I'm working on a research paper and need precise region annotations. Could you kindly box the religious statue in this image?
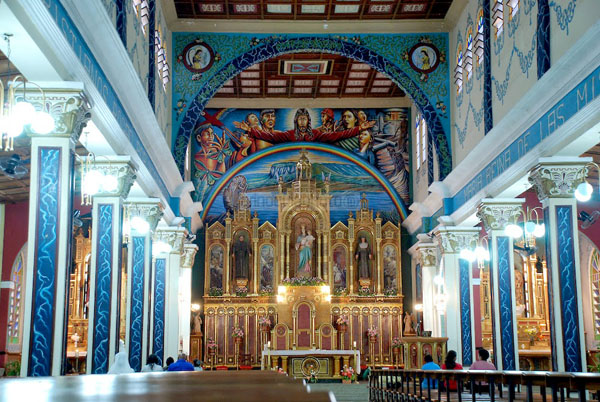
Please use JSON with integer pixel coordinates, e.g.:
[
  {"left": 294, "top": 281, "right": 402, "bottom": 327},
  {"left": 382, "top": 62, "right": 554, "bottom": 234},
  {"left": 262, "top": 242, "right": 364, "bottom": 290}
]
[
  {"left": 295, "top": 225, "right": 315, "bottom": 277},
  {"left": 192, "top": 312, "right": 203, "bottom": 335},
  {"left": 231, "top": 234, "right": 252, "bottom": 279},
  {"left": 403, "top": 312, "right": 415, "bottom": 336},
  {"left": 355, "top": 237, "right": 372, "bottom": 279}
]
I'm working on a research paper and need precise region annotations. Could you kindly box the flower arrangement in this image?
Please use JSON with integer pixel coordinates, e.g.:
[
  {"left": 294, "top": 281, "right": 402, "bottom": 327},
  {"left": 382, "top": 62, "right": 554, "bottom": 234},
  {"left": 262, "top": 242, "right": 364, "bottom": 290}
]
[
  {"left": 333, "top": 287, "right": 347, "bottom": 296},
  {"left": 392, "top": 337, "right": 402, "bottom": 348},
  {"left": 384, "top": 287, "right": 397, "bottom": 297},
  {"left": 235, "top": 286, "right": 248, "bottom": 297},
  {"left": 524, "top": 326, "right": 540, "bottom": 344},
  {"left": 258, "top": 316, "right": 271, "bottom": 327},
  {"left": 340, "top": 365, "right": 357, "bottom": 381},
  {"left": 358, "top": 287, "right": 374, "bottom": 296},
  {"left": 277, "top": 367, "right": 286, "bottom": 375},
  {"left": 336, "top": 315, "right": 349, "bottom": 326},
  {"left": 259, "top": 285, "right": 274, "bottom": 296},
  {"left": 208, "top": 287, "right": 223, "bottom": 297},
  {"left": 207, "top": 338, "right": 217, "bottom": 350},
  {"left": 367, "top": 327, "right": 378, "bottom": 337},
  {"left": 231, "top": 327, "right": 244, "bottom": 338},
  {"left": 281, "top": 277, "right": 327, "bottom": 287}
]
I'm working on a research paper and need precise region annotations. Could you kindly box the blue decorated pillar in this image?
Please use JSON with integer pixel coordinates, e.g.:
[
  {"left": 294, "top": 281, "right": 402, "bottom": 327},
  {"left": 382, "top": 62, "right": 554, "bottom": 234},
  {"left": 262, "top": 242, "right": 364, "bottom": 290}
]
[
  {"left": 477, "top": 199, "right": 524, "bottom": 371},
  {"left": 434, "top": 226, "right": 480, "bottom": 367},
  {"left": 152, "top": 227, "right": 187, "bottom": 363},
  {"left": 124, "top": 199, "right": 163, "bottom": 372},
  {"left": 20, "top": 86, "right": 90, "bottom": 377},
  {"left": 85, "top": 157, "right": 137, "bottom": 374},
  {"left": 529, "top": 158, "right": 589, "bottom": 372}
]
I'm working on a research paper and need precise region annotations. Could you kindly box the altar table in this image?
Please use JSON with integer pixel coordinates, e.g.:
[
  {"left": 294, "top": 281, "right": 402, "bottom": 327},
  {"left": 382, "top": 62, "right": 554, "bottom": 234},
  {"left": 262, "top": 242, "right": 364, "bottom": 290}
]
[{"left": 262, "top": 349, "right": 361, "bottom": 378}]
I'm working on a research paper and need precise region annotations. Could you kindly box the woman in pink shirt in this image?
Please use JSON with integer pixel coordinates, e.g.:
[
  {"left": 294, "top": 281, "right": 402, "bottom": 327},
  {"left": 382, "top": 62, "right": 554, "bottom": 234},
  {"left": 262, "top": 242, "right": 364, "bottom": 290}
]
[{"left": 469, "top": 348, "right": 496, "bottom": 394}]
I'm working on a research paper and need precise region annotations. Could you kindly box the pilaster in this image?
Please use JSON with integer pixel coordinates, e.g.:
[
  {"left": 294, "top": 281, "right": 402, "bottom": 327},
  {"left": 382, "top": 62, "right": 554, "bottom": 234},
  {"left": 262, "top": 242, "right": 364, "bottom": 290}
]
[
  {"left": 86, "top": 157, "right": 136, "bottom": 374},
  {"left": 529, "top": 157, "right": 590, "bottom": 372},
  {"left": 179, "top": 243, "right": 198, "bottom": 357},
  {"left": 21, "top": 86, "right": 90, "bottom": 376},
  {"left": 476, "top": 198, "right": 524, "bottom": 370},
  {"left": 415, "top": 238, "right": 438, "bottom": 336},
  {"left": 434, "top": 226, "right": 480, "bottom": 366}
]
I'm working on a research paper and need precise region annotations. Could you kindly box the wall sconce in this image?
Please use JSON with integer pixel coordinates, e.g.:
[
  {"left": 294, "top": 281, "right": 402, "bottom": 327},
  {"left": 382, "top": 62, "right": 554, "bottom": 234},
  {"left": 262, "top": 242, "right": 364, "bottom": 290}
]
[
  {"left": 80, "top": 154, "right": 120, "bottom": 205},
  {"left": 191, "top": 303, "right": 200, "bottom": 312},
  {"left": 152, "top": 240, "right": 171, "bottom": 256},
  {"left": 503, "top": 206, "right": 545, "bottom": 239},
  {"left": 575, "top": 162, "right": 600, "bottom": 202},
  {"left": 414, "top": 303, "right": 423, "bottom": 312}
]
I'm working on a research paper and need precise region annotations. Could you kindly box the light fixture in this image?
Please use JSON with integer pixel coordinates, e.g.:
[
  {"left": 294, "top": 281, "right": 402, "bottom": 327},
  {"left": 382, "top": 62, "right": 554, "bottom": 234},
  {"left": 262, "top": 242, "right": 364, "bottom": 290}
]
[
  {"left": 474, "top": 246, "right": 490, "bottom": 261},
  {"left": 130, "top": 216, "right": 150, "bottom": 234},
  {"left": 575, "top": 182, "right": 593, "bottom": 202},
  {"left": 459, "top": 248, "right": 476, "bottom": 262},
  {"left": 83, "top": 169, "right": 103, "bottom": 196},
  {"left": 414, "top": 303, "right": 423, "bottom": 312},
  {"left": 533, "top": 223, "right": 545, "bottom": 238},
  {"left": 433, "top": 275, "right": 444, "bottom": 286},
  {"left": 325, "top": 295, "right": 332, "bottom": 302},
  {"left": 191, "top": 303, "right": 200, "bottom": 312},
  {"left": 31, "top": 110, "right": 56, "bottom": 135},
  {"left": 504, "top": 223, "right": 523, "bottom": 239},
  {"left": 152, "top": 240, "right": 171, "bottom": 256},
  {"left": 524, "top": 221, "right": 536, "bottom": 235}
]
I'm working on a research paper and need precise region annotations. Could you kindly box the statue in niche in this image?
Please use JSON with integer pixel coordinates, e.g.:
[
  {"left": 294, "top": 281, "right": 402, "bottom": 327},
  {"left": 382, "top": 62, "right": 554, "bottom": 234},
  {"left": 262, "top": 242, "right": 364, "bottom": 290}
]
[
  {"left": 355, "top": 237, "right": 372, "bottom": 279},
  {"left": 191, "top": 312, "right": 203, "bottom": 335},
  {"left": 231, "top": 234, "right": 252, "bottom": 279},
  {"left": 404, "top": 312, "right": 416, "bottom": 336},
  {"left": 295, "top": 225, "right": 315, "bottom": 277}
]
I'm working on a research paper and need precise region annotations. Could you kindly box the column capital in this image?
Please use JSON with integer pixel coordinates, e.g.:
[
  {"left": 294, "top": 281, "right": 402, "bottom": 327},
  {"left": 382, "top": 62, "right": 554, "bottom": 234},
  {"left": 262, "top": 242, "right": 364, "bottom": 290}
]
[
  {"left": 125, "top": 198, "right": 163, "bottom": 233},
  {"left": 433, "top": 226, "right": 480, "bottom": 255},
  {"left": 87, "top": 156, "right": 137, "bottom": 199},
  {"left": 181, "top": 243, "right": 199, "bottom": 269},
  {"left": 415, "top": 240, "right": 438, "bottom": 268},
  {"left": 24, "top": 84, "right": 91, "bottom": 143},
  {"left": 476, "top": 198, "right": 524, "bottom": 233},
  {"left": 154, "top": 227, "right": 187, "bottom": 254},
  {"left": 528, "top": 157, "right": 593, "bottom": 201}
]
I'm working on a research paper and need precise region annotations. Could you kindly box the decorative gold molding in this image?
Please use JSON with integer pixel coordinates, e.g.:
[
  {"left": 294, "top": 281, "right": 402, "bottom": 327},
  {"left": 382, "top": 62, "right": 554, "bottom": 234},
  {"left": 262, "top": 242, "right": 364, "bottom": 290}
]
[{"left": 434, "top": 227, "right": 480, "bottom": 255}]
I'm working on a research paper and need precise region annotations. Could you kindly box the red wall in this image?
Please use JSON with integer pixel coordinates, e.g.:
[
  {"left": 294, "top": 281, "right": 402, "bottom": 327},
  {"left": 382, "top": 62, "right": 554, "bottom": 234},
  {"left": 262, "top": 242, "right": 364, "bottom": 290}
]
[{"left": 0, "top": 201, "right": 29, "bottom": 367}]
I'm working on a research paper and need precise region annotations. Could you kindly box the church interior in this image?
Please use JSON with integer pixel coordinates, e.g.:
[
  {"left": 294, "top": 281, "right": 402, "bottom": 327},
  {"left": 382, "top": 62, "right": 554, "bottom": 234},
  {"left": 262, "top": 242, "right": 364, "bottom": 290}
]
[{"left": 0, "top": 0, "right": 599, "bottom": 401}]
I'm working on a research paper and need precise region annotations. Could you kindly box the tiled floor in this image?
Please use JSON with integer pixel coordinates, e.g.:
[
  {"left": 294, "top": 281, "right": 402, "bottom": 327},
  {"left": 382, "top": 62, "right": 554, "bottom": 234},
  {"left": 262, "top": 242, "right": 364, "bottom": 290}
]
[{"left": 308, "top": 382, "right": 369, "bottom": 402}]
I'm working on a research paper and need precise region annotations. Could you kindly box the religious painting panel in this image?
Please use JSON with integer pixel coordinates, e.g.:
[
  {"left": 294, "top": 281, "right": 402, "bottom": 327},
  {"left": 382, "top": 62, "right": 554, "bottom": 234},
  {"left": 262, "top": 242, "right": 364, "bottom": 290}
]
[
  {"left": 248, "top": 312, "right": 256, "bottom": 363},
  {"left": 422, "top": 343, "right": 433, "bottom": 359},
  {"left": 355, "top": 231, "right": 374, "bottom": 285},
  {"left": 381, "top": 313, "right": 390, "bottom": 356},
  {"left": 361, "top": 310, "right": 370, "bottom": 359},
  {"left": 319, "top": 324, "right": 334, "bottom": 350},
  {"left": 372, "top": 313, "right": 380, "bottom": 356},
  {"left": 513, "top": 251, "right": 526, "bottom": 317},
  {"left": 190, "top": 108, "right": 411, "bottom": 208},
  {"left": 227, "top": 313, "right": 235, "bottom": 363},
  {"left": 260, "top": 244, "right": 275, "bottom": 292},
  {"left": 333, "top": 245, "right": 347, "bottom": 291},
  {"left": 209, "top": 245, "right": 224, "bottom": 291},
  {"left": 232, "top": 229, "right": 251, "bottom": 285},
  {"left": 383, "top": 245, "right": 398, "bottom": 293}
]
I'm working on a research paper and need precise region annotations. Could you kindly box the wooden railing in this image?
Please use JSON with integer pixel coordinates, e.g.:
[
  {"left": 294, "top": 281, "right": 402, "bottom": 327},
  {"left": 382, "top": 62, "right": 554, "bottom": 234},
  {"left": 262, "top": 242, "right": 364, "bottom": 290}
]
[{"left": 368, "top": 369, "right": 600, "bottom": 402}]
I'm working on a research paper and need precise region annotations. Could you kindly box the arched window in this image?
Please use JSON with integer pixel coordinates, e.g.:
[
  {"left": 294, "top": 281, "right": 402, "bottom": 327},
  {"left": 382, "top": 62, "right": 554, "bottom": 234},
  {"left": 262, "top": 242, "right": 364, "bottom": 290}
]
[
  {"left": 454, "top": 44, "right": 463, "bottom": 94},
  {"left": 415, "top": 112, "right": 427, "bottom": 170},
  {"left": 591, "top": 250, "right": 600, "bottom": 340},
  {"left": 154, "top": 28, "right": 170, "bottom": 92},
  {"left": 475, "top": 9, "right": 485, "bottom": 66},
  {"left": 132, "top": 0, "right": 149, "bottom": 35},
  {"left": 492, "top": 0, "right": 504, "bottom": 38},
  {"left": 6, "top": 245, "right": 26, "bottom": 352},
  {"left": 507, "top": 0, "right": 519, "bottom": 19},
  {"left": 465, "top": 27, "right": 474, "bottom": 81}
]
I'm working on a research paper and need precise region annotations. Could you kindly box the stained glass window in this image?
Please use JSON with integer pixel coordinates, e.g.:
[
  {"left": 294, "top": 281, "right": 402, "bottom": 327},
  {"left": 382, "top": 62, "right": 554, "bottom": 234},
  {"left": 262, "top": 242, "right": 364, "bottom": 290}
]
[
  {"left": 475, "top": 9, "right": 485, "bottom": 66},
  {"left": 492, "top": 0, "right": 504, "bottom": 38},
  {"left": 591, "top": 250, "right": 600, "bottom": 340},
  {"left": 507, "top": 0, "right": 519, "bottom": 19},
  {"left": 454, "top": 45, "right": 463, "bottom": 94},
  {"left": 415, "top": 112, "right": 427, "bottom": 170},
  {"left": 465, "top": 27, "right": 474, "bottom": 80},
  {"left": 154, "top": 28, "right": 170, "bottom": 92},
  {"left": 132, "top": 0, "right": 149, "bottom": 35}
]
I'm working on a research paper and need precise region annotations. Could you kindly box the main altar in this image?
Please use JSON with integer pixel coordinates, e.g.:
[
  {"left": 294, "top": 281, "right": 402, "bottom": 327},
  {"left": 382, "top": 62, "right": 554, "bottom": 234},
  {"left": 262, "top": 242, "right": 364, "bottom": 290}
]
[{"left": 200, "top": 152, "right": 410, "bottom": 376}]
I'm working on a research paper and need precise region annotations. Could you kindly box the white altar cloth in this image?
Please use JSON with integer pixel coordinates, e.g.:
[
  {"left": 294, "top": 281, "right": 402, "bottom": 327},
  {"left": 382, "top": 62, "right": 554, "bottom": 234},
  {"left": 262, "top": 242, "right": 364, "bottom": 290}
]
[{"left": 261, "top": 349, "right": 361, "bottom": 373}]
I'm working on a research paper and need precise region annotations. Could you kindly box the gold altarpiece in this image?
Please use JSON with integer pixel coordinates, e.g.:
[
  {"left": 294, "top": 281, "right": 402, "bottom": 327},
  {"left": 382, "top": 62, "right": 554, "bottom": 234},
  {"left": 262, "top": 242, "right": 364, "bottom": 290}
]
[{"left": 202, "top": 152, "right": 405, "bottom": 373}]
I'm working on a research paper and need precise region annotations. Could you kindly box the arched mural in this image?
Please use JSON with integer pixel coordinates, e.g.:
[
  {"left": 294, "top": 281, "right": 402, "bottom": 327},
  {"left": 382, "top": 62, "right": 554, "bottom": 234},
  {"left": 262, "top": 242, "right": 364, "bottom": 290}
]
[{"left": 172, "top": 33, "right": 452, "bottom": 184}]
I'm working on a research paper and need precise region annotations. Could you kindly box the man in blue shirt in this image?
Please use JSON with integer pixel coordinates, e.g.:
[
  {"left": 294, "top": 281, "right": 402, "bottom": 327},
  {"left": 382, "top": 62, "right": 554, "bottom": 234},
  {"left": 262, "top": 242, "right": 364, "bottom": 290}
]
[
  {"left": 167, "top": 353, "right": 195, "bottom": 372},
  {"left": 421, "top": 354, "right": 441, "bottom": 389}
]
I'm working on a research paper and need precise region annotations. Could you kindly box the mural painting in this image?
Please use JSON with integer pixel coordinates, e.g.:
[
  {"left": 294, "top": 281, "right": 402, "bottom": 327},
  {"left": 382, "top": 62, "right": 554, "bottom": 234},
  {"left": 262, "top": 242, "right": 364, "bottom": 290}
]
[
  {"left": 209, "top": 245, "right": 224, "bottom": 289},
  {"left": 191, "top": 107, "right": 411, "bottom": 208}
]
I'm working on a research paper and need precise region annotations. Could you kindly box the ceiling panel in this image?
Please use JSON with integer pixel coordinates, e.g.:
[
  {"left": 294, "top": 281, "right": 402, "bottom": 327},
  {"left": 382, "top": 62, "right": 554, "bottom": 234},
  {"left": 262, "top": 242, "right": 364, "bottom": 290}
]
[
  {"left": 173, "top": 0, "right": 453, "bottom": 20},
  {"left": 213, "top": 52, "right": 406, "bottom": 99}
]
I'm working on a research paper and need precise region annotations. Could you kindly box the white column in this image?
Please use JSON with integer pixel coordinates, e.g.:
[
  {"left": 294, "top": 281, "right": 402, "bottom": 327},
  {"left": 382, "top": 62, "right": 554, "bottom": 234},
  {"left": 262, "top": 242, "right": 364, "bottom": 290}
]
[
  {"left": 477, "top": 199, "right": 523, "bottom": 371},
  {"left": 124, "top": 199, "right": 163, "bottom": 372},
  {"left": 415, "top": 238, "right": 438, "bottom": 336},
  {"left": 434, "top": 226, "right": 480, "bottom": 366},
  {"left": 86, "top": 157, "right": 136, "bottom": 374},
  {"left": 20, "top": 86, "right": 90, "bottom": 377},
  {"left": 180, "top": 243, "right": 198, "bottom": 356},
  {"left": 529, "top": 158, "right": 590, "bottom": 372}
]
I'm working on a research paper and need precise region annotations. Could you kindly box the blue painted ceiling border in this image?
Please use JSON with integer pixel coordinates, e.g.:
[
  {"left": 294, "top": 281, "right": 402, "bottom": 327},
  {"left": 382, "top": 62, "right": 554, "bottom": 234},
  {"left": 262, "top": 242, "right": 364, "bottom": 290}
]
[{"left": 46, "top": 0, "right": 170, "bottom": 200}]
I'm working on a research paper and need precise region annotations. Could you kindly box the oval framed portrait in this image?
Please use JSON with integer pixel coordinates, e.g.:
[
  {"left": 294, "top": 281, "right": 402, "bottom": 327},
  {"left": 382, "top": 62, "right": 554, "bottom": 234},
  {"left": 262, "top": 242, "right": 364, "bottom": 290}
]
[
  {"left": 407, "top": 43, "right": 440, "bottom": 74},
  {"left": 182, "top": 41, "right": 215, "bottom": 73}
]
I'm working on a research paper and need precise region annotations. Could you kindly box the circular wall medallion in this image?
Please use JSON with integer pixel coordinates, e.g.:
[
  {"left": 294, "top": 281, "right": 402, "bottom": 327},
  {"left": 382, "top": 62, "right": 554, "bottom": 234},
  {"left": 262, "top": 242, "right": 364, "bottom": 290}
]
[
  {"left": 182, "top": 41, "right": 215, "bottom": 73},
  {"left": 407, "top": 43, "right": 440, "bottom": 74},
  {"left": 301, "top": 357, "right": 320, "bottom": 376}
]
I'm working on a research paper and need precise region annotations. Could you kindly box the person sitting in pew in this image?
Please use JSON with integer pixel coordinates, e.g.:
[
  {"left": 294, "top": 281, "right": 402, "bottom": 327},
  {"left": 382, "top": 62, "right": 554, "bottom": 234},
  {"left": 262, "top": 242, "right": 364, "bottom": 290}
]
[
  {"left": 421, "top": 354, "right": 441, "bottom": 389},
  {"left": 441, "top": 350, "right": 463, "bottom": 392},
  {"left": 469, "top": 348, "right": 496, "bottom": 393}
]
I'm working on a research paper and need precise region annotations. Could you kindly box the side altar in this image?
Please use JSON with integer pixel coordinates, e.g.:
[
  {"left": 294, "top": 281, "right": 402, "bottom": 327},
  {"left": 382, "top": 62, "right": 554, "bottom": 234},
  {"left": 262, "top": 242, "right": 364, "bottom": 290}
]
[{"left": 200, "top": 152, "right": 407, "bottom": 372}]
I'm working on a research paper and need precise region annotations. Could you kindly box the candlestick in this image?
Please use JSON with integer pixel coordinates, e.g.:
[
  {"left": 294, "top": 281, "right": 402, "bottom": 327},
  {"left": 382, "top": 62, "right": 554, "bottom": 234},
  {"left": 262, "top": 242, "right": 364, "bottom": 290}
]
[
  {"left": 267, "top": 341, "right": 271, "bottom": 348},
  {"left": 353, "top": 341, "right": 356, "bottom": 349}
]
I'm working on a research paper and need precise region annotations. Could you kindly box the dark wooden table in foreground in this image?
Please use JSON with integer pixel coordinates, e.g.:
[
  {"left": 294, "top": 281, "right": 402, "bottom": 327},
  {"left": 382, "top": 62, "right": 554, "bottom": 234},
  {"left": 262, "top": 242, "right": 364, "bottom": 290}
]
[{"left": 0, "top": 371, "right": 334, "bottom": 401}]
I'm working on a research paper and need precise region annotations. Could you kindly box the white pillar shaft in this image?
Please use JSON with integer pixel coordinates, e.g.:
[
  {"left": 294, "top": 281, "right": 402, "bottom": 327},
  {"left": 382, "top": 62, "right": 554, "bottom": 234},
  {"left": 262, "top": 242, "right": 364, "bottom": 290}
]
[
  {"left": 179, "top": 262, "right": 191, "bottom": 355},
  {"left": 421, "top": 265, "right": 436, "bottom": 333},
  {"left": 165, "top": 253, "right": 181, "bottom": 360},
  {"left": 442, "top": 253, "right": 462, "bottom": 359}
]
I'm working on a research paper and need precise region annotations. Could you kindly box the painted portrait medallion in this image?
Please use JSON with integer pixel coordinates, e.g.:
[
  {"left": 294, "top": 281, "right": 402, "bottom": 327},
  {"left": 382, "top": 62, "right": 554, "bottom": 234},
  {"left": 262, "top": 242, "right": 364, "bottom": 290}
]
[
  {"left": 407, "top": 43, "right": 440, "bottom": 74},
  {"left": 182, "top": 41, "right": 215, "bottom": 73}
]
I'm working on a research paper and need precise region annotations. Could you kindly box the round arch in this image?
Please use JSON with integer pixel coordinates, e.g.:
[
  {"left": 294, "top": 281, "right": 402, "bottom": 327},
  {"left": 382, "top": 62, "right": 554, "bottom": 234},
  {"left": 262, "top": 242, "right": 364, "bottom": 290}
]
[
  {"left": 174, "top": 36, "right": 452, "bottom": 179},
  {"left": 200, "top": 142, "right": 410, "bottom": 221}
]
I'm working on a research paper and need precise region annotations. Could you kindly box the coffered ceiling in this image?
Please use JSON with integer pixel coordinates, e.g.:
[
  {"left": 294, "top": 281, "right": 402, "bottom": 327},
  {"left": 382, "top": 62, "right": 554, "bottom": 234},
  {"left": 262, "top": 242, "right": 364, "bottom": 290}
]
[
  {"left": 172, "top": 0, "right": 453, "bottom": 20},
  {"left": 213, "top": 53, "right": 405, "bottom": 99}
]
